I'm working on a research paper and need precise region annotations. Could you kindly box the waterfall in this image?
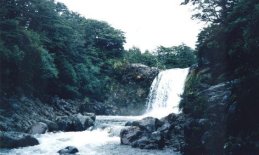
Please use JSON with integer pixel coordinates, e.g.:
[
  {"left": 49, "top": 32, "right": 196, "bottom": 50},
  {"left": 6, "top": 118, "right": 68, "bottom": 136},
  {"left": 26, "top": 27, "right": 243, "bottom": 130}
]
[{"left": 145, "top": 68, "right": 189, "bottom": 118}]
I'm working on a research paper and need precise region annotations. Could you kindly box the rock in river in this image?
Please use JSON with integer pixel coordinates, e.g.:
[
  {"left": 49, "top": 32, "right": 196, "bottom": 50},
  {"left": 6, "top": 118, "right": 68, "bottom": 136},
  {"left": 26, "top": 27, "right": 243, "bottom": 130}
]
[
  {"left": 58, "top": 146, "right": 79, "bottom": 155},
  {"left": 0, "top": 131, "right": 39, "bottom": 148},
  {"left": 56, "top": 113, "right": 95, "bottom": 132},
  {"left": 28, "top": 122, "right": 48, "bottom": 134}
]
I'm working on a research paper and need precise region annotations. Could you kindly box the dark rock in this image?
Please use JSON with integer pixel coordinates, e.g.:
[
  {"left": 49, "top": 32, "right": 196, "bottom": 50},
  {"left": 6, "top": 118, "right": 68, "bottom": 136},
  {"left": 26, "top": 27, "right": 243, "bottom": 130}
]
[
  {"left": 56, "top": 113, "right": 94, "bottom": 132},
  {"left": 120, "top": 116, "right": 168, "bottom": 150},
  {"left": 43, "top": 120, "right": 59, "bottom": 132},
  {"left": 75, "top": 113, "right": 94, "bottom": 129},
  {"left": 160, "top": 113, "right": 177, "bottom": 124},
  {"left": 28, "top": 122, "right": 48, "bottom": 134},
  {"left": 120, "top": 126, "right": 143, "bottom": 145},
  {"left": 81, "top": 102, "right": 116, "bottom": 115},
  {"left": 58, "top": 146, "right": 79, "bottom": 155},
  {"left": 131, "top": 117, "right": 163, "bottom": 132},
  {"left": 102, "top": 63, "right": 159, "bottom": 115},
  {"left": 182, "top": 81, "right": 232, "bottom": 154},
  {"left": 131, "top": 131, "right": 165, "bottom": 149},
  {"left": 0, "top": 131, "right": 39, "bottom": 148},
  {"left": 122, "top": 63, "right": 159, "bottom": 83}
]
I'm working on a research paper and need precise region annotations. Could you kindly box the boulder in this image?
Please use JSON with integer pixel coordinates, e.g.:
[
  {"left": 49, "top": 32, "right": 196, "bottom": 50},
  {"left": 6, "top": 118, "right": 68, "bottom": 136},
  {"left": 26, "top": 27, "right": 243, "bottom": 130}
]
[
  {"left": 43, "top": 120, "right": 59, "bottom": 132},
  {"left": 28, "top": 122, "right": 48, "bottom": 134},
  {"left": 56, "top": 113, "right": 94, "bottom": 132},
  {"left": 58, "top": 146, "right": 79, "bottom": 155},
  {"left": 120, "top": 126, "right": 143, "bottom": 145},
  {"left": 0, "top": 132, "right": 39, "bottom": 148},
  {"left": 120, "top": 114, "right": 186, "bottom": 150},
  {"left": 131, "top": 131, "right": 165, "bottom": 149},
  {"left": 120, "top": 117, "right": 166, "bottom": 150},
  {"left": 131, "top": 117, "right": 163, "bottom": 132}
]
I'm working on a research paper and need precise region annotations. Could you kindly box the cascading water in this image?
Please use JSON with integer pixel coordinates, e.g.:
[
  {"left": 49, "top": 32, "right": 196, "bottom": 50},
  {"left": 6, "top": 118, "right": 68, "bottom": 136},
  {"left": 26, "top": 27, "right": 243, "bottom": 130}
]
[
  {"left": 0, "top": 68, "right": 188, "bottom": 155},
  {"left": 145, "top": 68, "right": 189, "bottom": 118}
]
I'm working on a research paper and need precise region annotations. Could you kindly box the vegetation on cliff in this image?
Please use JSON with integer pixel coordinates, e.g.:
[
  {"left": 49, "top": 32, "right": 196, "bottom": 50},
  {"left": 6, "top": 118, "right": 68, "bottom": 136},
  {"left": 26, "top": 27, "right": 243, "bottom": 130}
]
[
  {"left": 181, "top": 0, "right": 259, "bottom": 154},
  {"left": 0, "top": 0, "right": 196, "bottom": 107}
]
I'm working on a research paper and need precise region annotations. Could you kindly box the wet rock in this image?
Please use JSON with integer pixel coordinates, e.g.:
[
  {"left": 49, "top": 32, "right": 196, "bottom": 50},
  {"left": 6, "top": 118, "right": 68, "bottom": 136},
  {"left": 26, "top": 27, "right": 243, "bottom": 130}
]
[
  {"left": 28, "top": 122, "right": 48, "bottom": 134},
  {"left": 131, "top": 117, "right": 163, "bottom": 132},
  {"left": 43, "top": 120, "right": 59, "bottom": 132},
  {"left": 0, "top": 131, "right": 39, "bottom": 148},
  {"left": 120, "top": 114, "right": 185, "bottom": 151},
  {"left": 56, "top": 113, "right": 94, "bottom": 132},
  {"left": 131, "top": 131, "right": 165, "bottom": 149},
  {"left": 58, "top": 146, "right": 79, "bottom": 155},
  {"left": 120, "top": 117, "right": 167, "bottom": 150},
  {"left": 120, "top": 126, "right": 142, "bottom": 145}
]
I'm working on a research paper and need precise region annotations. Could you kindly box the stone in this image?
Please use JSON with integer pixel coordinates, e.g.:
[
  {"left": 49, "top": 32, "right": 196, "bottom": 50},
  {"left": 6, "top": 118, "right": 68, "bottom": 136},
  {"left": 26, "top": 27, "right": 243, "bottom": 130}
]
[
  {"left": 28, "top": 122, "right": 48, "bottom": 134},
  {"left": 55, "top": 113, "right": 94, "bottom": 132},
  {"left": 58, "top": 146, "right": 79, "bottom": 154},
  {"left": 0, "top": 132, "right": 39, "bottom": 148},
  {"left": 131, "top": 117, "right": 163, "bottom": 132},
  {"left": 120, "top": 126, "right": 143, "bottom": 145},
  {"left": 131, "top": 131, "right": 165, "bottom": 149}
]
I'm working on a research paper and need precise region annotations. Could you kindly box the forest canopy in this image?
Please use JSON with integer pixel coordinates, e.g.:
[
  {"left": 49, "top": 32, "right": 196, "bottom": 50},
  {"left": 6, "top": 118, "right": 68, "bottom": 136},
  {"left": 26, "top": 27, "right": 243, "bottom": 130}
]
[{"left": 0, "top": 0, "right": 196, "bottom": 100}]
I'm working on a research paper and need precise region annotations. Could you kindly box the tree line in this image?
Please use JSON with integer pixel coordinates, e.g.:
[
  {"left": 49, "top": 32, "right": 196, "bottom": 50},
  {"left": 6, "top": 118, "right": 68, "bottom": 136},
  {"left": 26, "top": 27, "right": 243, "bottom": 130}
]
[{"left": 0, "top": 0, "right": 195, "bottom": 101}]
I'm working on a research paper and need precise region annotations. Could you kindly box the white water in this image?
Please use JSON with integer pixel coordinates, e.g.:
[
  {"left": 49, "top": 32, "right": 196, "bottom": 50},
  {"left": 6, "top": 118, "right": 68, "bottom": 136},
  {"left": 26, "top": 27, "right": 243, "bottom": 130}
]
[
  {"left": 0, "top": 68, "right": 188, "bottom": 155},
  {"left": 0, "top": 116, "right": 179, "bottom": 155},
  {"left": 144, "top": 68, "right": 189, "bottom": 118}
]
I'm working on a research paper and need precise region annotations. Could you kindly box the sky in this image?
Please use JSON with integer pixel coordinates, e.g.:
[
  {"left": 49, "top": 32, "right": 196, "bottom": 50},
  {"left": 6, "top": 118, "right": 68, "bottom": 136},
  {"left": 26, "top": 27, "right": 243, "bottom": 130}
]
[{"left": 56, "top": 0, "right": 204, "bottom": 51}]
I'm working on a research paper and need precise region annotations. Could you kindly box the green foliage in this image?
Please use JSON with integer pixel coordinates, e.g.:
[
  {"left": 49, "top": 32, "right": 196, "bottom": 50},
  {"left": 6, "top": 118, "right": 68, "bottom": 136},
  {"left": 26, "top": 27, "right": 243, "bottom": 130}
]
[
  {"left": 0, "top": 0, "right": 125, "bottom": 100},
  {"left": 124, "top": 44, "right": 196, "bottom": 69},
  {"left": 155, "top": 44, "right": 196, "bottom": 69},
  {"left": 182, "top": 0, "right": 238, "bottom": 23}
]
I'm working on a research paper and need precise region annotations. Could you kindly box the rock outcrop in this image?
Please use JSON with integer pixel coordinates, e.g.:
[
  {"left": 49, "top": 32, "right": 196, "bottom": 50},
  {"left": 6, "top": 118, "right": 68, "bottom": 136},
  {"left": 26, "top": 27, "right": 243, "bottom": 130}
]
[
  {"left": 0, "top": 96, "right": 95, "bottom": 132},
  {"left": 104, "top": 63, "right": 159, "bottom": 115},
  {"left": 183, "top": 81, "right": 232, "bottom": 154}
]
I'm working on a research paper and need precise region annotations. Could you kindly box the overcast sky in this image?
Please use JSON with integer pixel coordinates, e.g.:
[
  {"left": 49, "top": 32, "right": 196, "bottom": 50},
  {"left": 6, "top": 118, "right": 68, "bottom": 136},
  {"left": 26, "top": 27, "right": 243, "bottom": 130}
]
[{"left": 56, "top": 0, "right": 204, "bottom": 51}]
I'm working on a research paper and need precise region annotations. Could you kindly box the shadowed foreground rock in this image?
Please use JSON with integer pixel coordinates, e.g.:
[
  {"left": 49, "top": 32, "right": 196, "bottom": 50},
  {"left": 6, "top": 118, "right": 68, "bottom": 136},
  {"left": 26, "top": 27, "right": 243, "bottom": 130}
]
[{"left": 0, "top": 132, "right": 39, "bottom": 148}]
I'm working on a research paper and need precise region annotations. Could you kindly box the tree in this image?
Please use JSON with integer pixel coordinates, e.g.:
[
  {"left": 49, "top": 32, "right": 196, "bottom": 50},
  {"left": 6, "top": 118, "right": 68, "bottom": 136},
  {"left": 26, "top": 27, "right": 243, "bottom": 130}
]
[{"left": 182, "top": 0, "right": 238, "bottom": 23}]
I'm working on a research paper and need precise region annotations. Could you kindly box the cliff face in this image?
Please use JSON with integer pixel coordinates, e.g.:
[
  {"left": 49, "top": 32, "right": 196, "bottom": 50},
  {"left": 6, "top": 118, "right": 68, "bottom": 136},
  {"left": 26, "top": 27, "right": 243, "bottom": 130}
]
[
  {"left": 180, "top": 66, "right": 232, "bottom": 154},
  {"left": 103, "top": 63, "right": 159, "bottom": 115},
  {"left": 0, "top": 63, "right": 159, "bottom": 132}
]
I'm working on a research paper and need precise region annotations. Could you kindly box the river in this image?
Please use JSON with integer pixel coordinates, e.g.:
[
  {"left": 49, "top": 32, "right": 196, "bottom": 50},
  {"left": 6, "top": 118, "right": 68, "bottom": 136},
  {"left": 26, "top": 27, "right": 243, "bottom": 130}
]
[
  {"left": 1, "top": 116, "right": 180, "bottom": 155},
  {"left": 0, "top": 68, "right": 189, "bottom": 155}
]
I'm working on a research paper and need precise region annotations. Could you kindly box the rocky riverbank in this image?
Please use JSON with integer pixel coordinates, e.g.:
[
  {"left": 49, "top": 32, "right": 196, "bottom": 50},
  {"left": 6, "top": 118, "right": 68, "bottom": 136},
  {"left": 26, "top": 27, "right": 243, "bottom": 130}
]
[
  {"left": 120, "top": 113, "right": 185, "bottom": 151},
  {"left": 0, "top": 96, "right": 96, "bottom": 149}
]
